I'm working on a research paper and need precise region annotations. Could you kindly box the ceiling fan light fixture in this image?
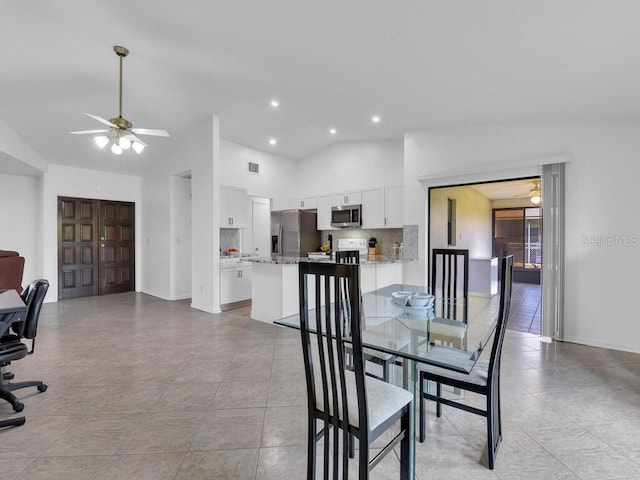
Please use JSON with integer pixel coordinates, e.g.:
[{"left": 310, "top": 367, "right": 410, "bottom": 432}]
[
  {"left": 119, "top": 136, "right": 132, "bottom": 150},
  {"left": 72, "top": 45, "right": 169, "bottom": 155},
  {"left": 94, "top": 135, "right": 110, "bottom": 149},
  {"left": 132, "top": 141, "right": 145, "bottom": 154}
]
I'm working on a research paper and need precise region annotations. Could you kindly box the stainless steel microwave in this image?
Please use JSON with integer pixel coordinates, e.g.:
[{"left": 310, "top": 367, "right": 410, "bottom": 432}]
[{"left": 331, "top": 204, "right": 362, "bottom": 228}]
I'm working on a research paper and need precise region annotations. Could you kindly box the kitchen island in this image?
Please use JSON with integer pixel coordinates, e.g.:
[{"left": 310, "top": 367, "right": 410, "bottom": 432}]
[{"left": 248, "top": 256, "right": 402, "bottom": 324}]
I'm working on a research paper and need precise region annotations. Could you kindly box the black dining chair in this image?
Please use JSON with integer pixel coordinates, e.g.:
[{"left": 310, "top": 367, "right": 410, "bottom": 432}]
[
  {"left": 0, "top": 279, "right": 49, "bottom": 413},
  {"left": 335, "top": 250, "right": 397, "bottom": 383},
  {"left": 418, "top": 255, "right": 513, "bottom": 470},
  {"left": 299, "top": 261, "right": 412, "bottom": 479},
  {"left": 429, "top": 248, "right": 469, "bottom": 348}
]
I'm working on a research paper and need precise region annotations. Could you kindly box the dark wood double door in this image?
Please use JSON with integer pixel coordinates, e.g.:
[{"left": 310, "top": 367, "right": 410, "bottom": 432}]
[{"left": 58, "top": 197, "right": 135, "bottom": 299}]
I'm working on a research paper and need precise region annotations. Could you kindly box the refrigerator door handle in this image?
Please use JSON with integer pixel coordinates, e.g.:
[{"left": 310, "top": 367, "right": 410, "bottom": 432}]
[{"left": 279, "top": 225, "right": 283, "bottom": 256}]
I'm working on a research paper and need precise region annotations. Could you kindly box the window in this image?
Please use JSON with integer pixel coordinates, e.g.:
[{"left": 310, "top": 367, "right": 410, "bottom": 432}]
[
  {"left": 447, "top": 198, "right": 456, "bottom": 246},
  {"left": 493, "top": 207, "right": 542, "bottom": 269}
]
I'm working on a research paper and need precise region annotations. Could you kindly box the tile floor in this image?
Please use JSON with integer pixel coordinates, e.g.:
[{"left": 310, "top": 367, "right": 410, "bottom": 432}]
[
  {"left": 1, "top": 292, "right": 639, "bottom": 479},
  {"left": 506, "top": 283, "right": 542, "bottom": 335}
]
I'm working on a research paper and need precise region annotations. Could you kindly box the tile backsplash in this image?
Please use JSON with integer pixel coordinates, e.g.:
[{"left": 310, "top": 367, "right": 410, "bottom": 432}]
[
  {"left": 320, "top": 228, "right": 403, "bottom": 258},
  {"left": 220, "top": 228, "right": 240, "bottom": 253}
]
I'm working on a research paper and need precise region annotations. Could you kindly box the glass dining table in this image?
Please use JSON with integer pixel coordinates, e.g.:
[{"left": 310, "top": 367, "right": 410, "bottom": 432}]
[{"left": 276, "top": 283, "right": 498, "bottom": 480}]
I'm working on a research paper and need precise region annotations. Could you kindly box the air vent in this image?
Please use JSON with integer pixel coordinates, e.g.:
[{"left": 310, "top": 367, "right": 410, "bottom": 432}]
[{"left": 248, "top": 162, "right": 260, "bottom": 174}]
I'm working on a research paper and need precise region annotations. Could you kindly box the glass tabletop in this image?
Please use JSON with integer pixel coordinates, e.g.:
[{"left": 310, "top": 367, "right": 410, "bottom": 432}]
[{"left": 276, "top": 283, "right": 497, "bottom": 374}]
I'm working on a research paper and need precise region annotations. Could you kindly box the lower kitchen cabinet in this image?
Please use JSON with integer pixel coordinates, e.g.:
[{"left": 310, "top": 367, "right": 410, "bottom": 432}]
[{"left": 220, "top": 259, "right": 252, "bottom": 304}]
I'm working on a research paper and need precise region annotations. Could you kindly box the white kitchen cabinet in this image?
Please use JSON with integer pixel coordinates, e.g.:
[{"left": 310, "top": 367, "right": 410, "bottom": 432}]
[
  {"left": 360, "top": 264, "right": 377, "bottom": 293},
  {"left": 362, "top": 188, "right": 385, "bottom": 229},
  {"left": 376, "top": 262, "right": 403, "bottom": 289},
  {"left": 332, "top": 190, "right": 362, "bottom": 206},
  {"left": 361, "top": 186, "right": 403, "bottom": 229},
  {"left": 317, "top": 194, "right": 334, "bottom": 230},
  {"left": 220, "top": 185, "right": 247, "bottom": 228},
  {"left": 289, "top": 196, "right": 318, "bottom": 210},
  {"left": 220, "top": 259, "right": 252, "bottom": 304},
  {"left": 238, "top": 263, "right": 252, "bottom": 299},
  {"left": 384, "top": 186, "right": 404, "bottom": 228},
  {"left": 360, "top": 262, "right": 402, "bottom": 294}
]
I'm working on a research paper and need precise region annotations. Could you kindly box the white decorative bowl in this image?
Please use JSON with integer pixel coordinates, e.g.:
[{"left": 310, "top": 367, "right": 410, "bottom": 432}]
[
  {"left": 391, "top": 291, "right": 413, "bottom": 306},
  {"left": 407, "top": 293, "right": 433, "bottom": 308}
]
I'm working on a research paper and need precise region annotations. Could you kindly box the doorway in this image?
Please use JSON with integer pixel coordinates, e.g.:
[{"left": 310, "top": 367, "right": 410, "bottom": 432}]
[
  {"left": 428, "top": 177, "right": 542, "bottom": 334},
  {"left": 58, "top": 196, "right": 135, "bottom": 299}
]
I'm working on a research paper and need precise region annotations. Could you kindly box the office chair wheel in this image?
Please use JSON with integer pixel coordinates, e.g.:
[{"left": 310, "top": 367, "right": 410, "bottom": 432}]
[
  {"left": 38, "top": 384, "right": 47, "bottom": 392},
  {"left": 13, "top": 402, "right": 24, "bottom": 413}
]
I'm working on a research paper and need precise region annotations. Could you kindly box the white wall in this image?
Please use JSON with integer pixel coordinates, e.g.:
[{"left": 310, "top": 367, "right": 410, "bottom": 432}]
[
  {"left": 42, "top": 165, "right": 142, "bottom": 302},
  {"left": 170, "top": 176, "right": 192, "bottom": 300},
  {"left": 0, "top": 119, "right": 47, "bottom": 175},
  {"left": 430, "top": 185, "right": 492, "bottom": 257},
  {"left": 296, "top": 140, "right": 404, "bottom": 196},
  {"left": 142, "top": 116, "right": 220, "bottom": 313},
  {"left": 0, "top": 174, "right": 41, "bottom": 285},
  {"left": 405, "top": 123, "right": 640, "bottom": 353},
  {"left": 220, "top": 140, "right": 297, "bottom": 199}
]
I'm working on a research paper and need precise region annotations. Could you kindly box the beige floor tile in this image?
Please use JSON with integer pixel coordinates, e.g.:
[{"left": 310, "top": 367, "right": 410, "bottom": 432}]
[
  {"left": 176, "top": 449, "right": 259, "bottom": 479},
  {"left": 94, "top": 452, "right": 185, "bottom": 480},
  {"left": 2, "top": 291, "right": 638, "bottom": 479}
]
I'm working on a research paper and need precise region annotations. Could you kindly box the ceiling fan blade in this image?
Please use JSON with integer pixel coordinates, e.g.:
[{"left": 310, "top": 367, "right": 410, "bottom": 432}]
[
  {"left": 130, "top": 127, "right": 170, "bottom": 137},
  {"left": 85, "top": 113, "right": 117, "bottom": 128},
  {"left": 70, "top": 129, "right": 111, "bottom": 135},
  {"left": 128, "top": 134, "right": 148, "bottom": 146}
]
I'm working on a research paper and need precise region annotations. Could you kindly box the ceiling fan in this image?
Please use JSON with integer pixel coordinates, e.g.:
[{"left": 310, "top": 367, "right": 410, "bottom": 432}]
[
  {"left": 70, "top": 45, "right": 169, "bottom": 154},
  {"left": 517, "top": 179, "right": 542, "bottom": 205}
]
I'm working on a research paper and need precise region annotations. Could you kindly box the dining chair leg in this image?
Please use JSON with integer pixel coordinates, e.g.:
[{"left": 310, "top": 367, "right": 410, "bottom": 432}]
[
  {"left": 487, "top": 408, "right": 495, "bottom": 469},
  {"left": 435, "top": 382, "right": 442, "bottom": 417},
  {"left": 307, "top": 417, "right": 316, "bottom": 480},
  {"left": 358, "top": 432, "right": 369, "bottom": 479},
  {"left": 400, "top": 406, "right": 412, "bottom": 480},
  {"left": 419, "top": 376, "right": 426, "bottom": 443}
]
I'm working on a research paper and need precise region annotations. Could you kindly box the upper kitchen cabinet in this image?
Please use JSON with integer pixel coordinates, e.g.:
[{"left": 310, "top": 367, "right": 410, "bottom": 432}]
[
  {"left": 289, "top": 196, "right": 318, "bottom": 210},
  {"left": 362, "top": 186, "right": 403, "bottom": 229},
  {"left": 384, "top": 186, "right": 404, "bottom": 228},
  {"left": 317, "top": 194, "right": 334, "bottom": 230},
  {"left": 220, "top": 185, "right": 247, "bottom": 228},
  {"left": 362, "top": 188, "right": 385, "bottom": 228},
  {"left": 332, "top": 190, "right": 362, "bottom": 207}
]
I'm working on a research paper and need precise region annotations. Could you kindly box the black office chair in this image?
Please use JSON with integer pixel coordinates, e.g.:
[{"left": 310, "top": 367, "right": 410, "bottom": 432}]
[
  {"left": 299, "top": 261, "right": 412, "bottom": 479},
  {"left": 335, "top": 250, "right": 397, "bottom": 383},
  {"left": 0, "top": 279, "right": 49, "bottom": 412},
  {"left": 418, "top": 256, "right": 513, "bottom": 469}
]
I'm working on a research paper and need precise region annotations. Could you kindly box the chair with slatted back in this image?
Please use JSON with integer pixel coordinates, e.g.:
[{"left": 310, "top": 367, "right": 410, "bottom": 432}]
[
  {"left": 299, "top": 261, "right": 412, "bottom": 479},
  {"left": 418, "top": 256, "right": 514, "bottom": 469},
  {"left": 429, "top": 248, "right": 469, "bottom": 348},
  {"left": 335, "top": 250, "right": 397, "bottom": 383}
]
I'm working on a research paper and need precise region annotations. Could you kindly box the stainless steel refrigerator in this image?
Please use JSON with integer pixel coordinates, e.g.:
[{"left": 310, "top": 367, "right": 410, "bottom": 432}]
[{"left": 271, "top": 210, "right": 321, "bottom": 257}]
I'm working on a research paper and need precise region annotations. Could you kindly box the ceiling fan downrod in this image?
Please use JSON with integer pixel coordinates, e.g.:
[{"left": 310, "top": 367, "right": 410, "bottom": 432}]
[{"left": 111, "top": 45, "right": 131, "bottom": 129}]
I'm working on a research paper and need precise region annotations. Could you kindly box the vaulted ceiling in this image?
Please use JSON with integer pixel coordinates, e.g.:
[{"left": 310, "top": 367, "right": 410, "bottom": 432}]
[{"left": 3, "top": 1, "right": 640, "bottom": 175}]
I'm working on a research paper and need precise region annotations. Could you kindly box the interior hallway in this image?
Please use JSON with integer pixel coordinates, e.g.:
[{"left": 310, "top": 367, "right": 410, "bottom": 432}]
[{"left": 0, "top": 292, "right": 638, "bottom": 479}]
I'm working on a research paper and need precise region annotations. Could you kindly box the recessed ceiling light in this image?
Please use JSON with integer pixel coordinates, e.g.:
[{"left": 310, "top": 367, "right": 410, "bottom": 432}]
[
  {"left": 329, "top": 128, "right": 337, "bottom": 135},
  {"left": 269, "top": 138, "right": 277, "bottom": 145},
  {"left": 371, "top": 116, "right": 381, "bottom": 123},
  {"left": 270, "top": 99, "right": 279, "bottom": 108}
]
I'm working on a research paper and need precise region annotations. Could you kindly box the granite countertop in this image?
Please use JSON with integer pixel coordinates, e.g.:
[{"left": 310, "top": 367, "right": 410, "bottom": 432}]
[
  {"left": 246, "top": 256, "right": 400, "bottom": 265},
  {"left": 220, "top": 253, "right": 258, "bottom": 259}
]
